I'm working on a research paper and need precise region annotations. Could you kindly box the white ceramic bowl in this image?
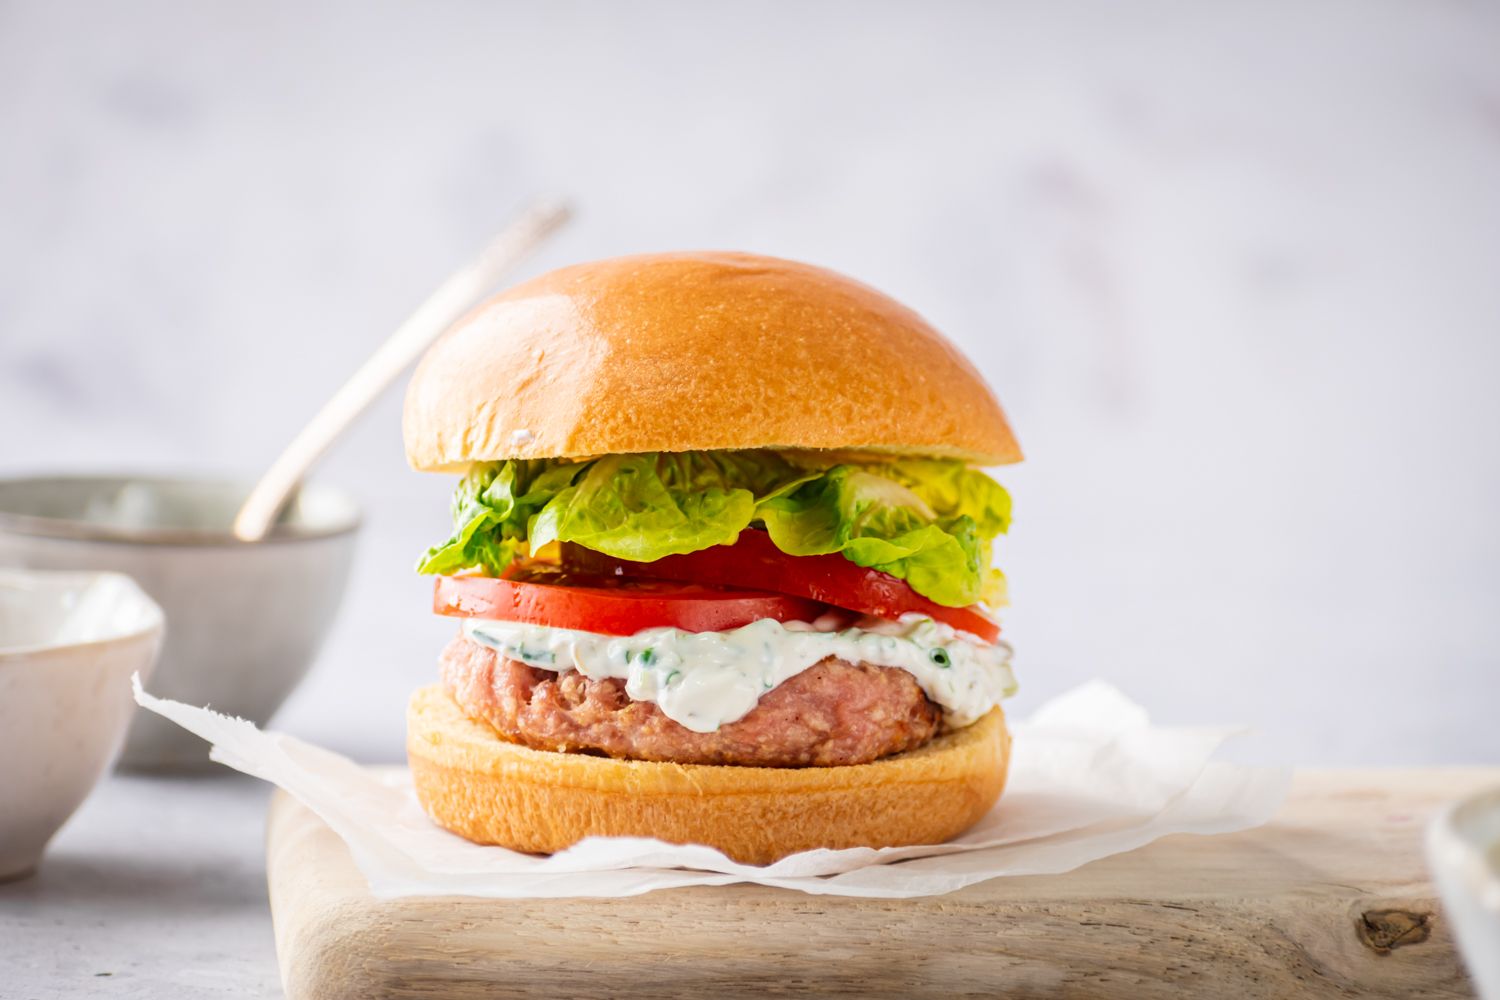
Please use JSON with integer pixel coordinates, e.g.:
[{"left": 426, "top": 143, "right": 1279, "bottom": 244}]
[
  {"left": 0, "top": 476, "right": 360, "bottom": 770},
  {"left": 0, "top": 569, "right": 164, "bottom": 880},
  {"left": 1427, "top": 785, "right": 1500, "bottom": 1000}
]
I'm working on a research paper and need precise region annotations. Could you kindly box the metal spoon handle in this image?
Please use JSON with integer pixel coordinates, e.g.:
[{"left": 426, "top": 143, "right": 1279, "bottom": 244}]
[{"left": 232, "top": 198, "right": 572, "bottom": 542}]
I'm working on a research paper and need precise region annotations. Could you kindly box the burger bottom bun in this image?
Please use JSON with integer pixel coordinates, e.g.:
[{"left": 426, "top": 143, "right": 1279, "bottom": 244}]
[{"left": 406, "top": 684, "right": 1011, "bottom": 865}]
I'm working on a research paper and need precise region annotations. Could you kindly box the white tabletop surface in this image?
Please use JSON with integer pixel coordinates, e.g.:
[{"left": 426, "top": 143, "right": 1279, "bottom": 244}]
[{"left": 0, "top": 773, "right": 280, "bottom": 999}]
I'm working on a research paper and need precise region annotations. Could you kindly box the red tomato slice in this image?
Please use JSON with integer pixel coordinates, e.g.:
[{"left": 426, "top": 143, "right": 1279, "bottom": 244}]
[
  {"left": 434, "top": 567, "right": 828, "bottom": 636},
  {"left": 562, "top": 531, "right": 1001, "bottom": 643}
]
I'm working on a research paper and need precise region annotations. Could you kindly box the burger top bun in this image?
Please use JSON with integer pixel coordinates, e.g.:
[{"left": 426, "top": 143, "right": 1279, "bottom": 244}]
[{"left": 403, "top": 251, "right": 1021, "bottom": 471}]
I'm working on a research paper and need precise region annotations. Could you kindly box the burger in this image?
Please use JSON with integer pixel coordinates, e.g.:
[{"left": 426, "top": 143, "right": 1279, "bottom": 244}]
[{"left": 403, "top": 251, "right": 1022, "bottom": 864}]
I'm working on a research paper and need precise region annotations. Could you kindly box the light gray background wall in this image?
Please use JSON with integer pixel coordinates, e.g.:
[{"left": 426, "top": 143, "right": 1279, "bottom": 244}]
[{"left": 2, "top": 1, "right": 1497, "bottom": 764}]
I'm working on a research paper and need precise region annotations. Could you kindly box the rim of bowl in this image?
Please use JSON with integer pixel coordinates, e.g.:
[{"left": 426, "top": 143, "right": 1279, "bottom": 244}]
[
  {"left": 0, "top": 474, "right": 362, "bottom": 547},
  {"left": 1445, "top": 785, "right": 1500, "bottom": 852},
  {"left": 1429, "top": 784, "right": 1500, "bottom": 890},
  {"left": 0, "top": 568, "right": 164, "bottom": 656}
]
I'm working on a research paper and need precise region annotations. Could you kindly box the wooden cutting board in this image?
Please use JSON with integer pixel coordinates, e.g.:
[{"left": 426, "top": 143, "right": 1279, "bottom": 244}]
[{"left": 265, "top": 768, "right": 1493, "bottom": 999}]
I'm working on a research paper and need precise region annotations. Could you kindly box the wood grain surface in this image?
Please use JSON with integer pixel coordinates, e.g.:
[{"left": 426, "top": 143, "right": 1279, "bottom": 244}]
[{"left": 265, "top": 769, "right": 1493, "bottom": 999}]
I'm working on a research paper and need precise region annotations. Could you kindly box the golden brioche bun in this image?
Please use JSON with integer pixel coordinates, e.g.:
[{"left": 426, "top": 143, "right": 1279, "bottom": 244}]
[
  {"left": 403, "top": 251, "right": 1021, "bottom": 471},
  {"left": 406, "top": 684, "right": 1010, "bottom": 865}
]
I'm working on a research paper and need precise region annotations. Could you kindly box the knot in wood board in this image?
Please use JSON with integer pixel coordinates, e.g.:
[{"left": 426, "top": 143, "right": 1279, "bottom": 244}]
[{"left": 1356, "top": 908, "right": 1432, "bottom": 954}]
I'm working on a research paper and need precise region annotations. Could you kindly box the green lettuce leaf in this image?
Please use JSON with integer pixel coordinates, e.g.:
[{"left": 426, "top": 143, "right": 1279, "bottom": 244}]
[
  {"left": 881, "top": 459, "right": 1013, "bottom": 537},
  {"left": 415, "top": 459, "right": 585, "bottom": 575},
  {"left": 417, "top": 451, "right": 1011, "bottom": 608},
  {"left": 758, "top": 467, "right": 1002, "bottom": 607},
  {"left": 528, "top": 451, "right": 817, "bottom": 560}
]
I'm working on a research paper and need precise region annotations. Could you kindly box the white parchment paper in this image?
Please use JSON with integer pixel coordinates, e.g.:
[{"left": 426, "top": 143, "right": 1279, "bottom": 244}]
[{"left": 133, "top": 677, "right": 1289, "bottom": 899}]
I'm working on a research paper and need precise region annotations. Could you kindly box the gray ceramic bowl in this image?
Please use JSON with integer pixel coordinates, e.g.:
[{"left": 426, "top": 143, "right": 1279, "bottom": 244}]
[{"left": 0, "top": 476, "right": 360, "bottom": 770}]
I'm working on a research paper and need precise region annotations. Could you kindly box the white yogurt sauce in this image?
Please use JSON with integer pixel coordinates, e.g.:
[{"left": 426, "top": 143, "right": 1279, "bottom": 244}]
[{"left": 461, "top": 614, "right": 1016, "bottom": 734}]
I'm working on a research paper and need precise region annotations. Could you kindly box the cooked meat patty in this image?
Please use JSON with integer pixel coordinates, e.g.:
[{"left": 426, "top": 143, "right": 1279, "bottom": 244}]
[{"left": 439, "top": 635, "right": 942, "bottom": 767}]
